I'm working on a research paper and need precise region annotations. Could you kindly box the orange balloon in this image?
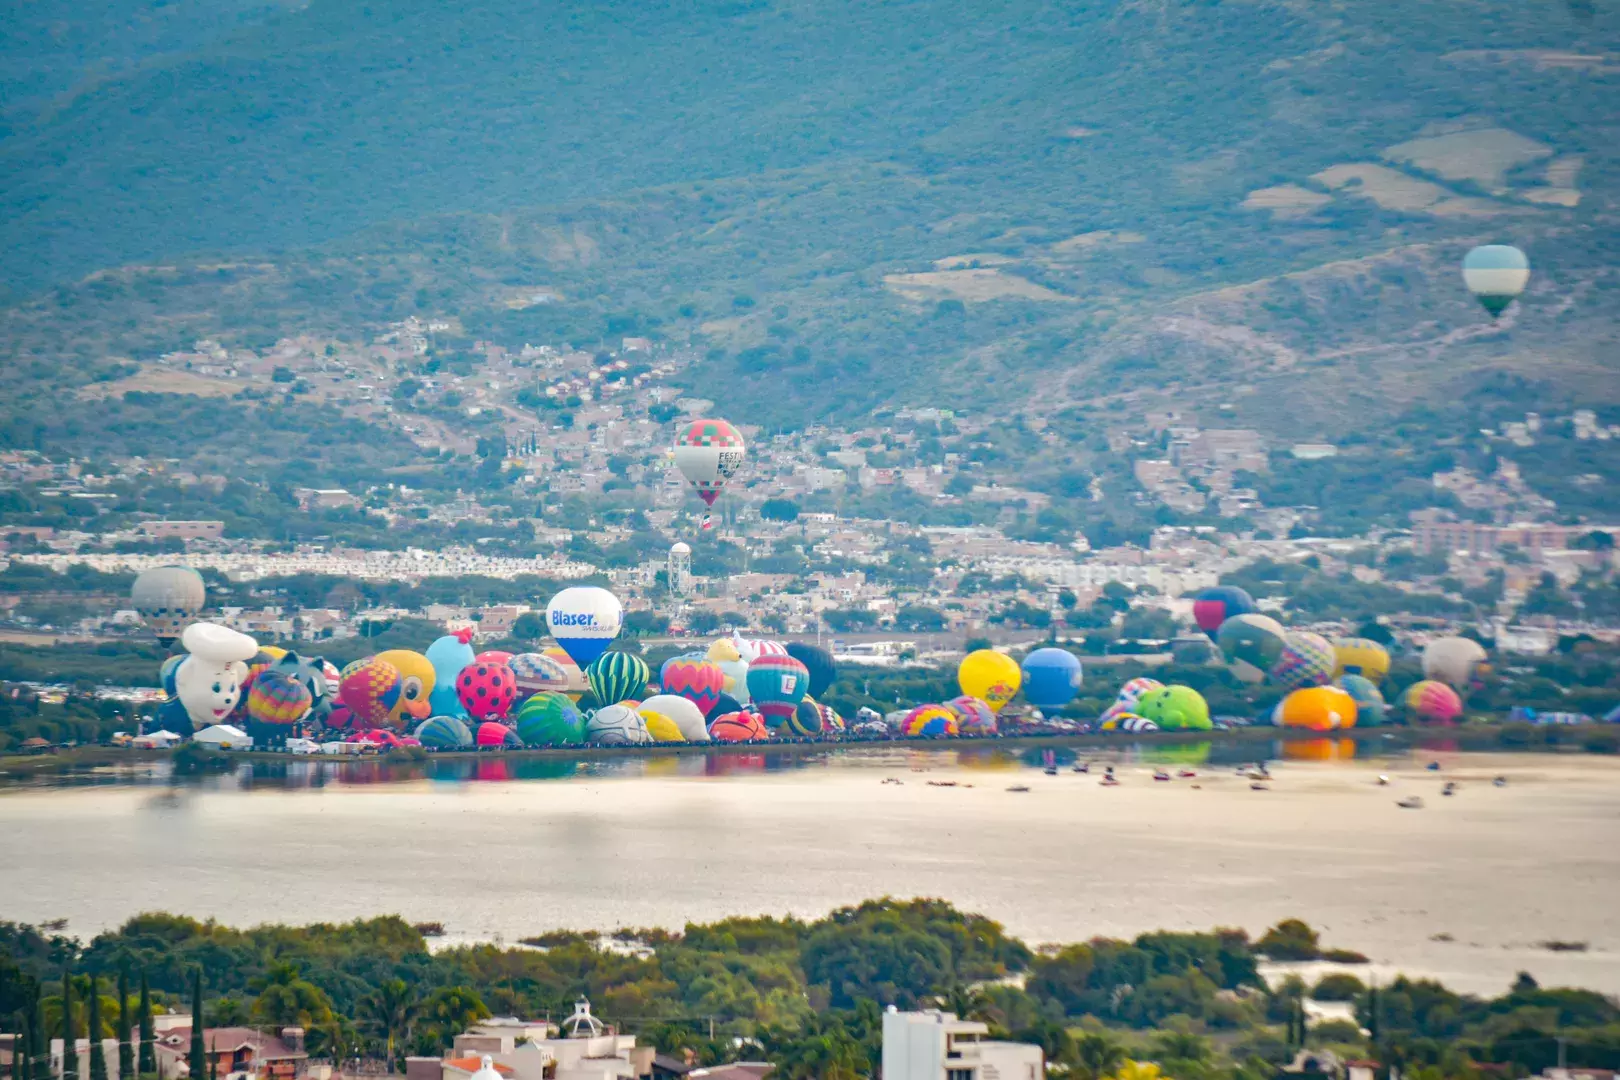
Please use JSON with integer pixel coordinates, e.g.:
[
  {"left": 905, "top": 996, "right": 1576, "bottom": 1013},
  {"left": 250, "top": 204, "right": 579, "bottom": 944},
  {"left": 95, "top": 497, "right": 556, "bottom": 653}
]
[{"left": 1278, "top": 686, "right": 1358, "bottom": 731}]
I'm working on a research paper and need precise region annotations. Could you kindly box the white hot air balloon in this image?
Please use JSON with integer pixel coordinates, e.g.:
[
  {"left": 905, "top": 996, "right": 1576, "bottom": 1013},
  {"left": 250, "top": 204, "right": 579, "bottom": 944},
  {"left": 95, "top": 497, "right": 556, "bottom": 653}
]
[
  {"left": 131, "top": 566, "right": 207, "bottom": 644},
  {"left": 1423, "top": 636, "right": 1488, "bottom": 690},
  {"left": 672, "top": 419, "right": 746, "bottom": 507},
  {"left": 1462, "top": 244, "right": 1529, "bottom": 318},
  {"left": 545, "top": 587, "right": 623, "bottom": 668}
]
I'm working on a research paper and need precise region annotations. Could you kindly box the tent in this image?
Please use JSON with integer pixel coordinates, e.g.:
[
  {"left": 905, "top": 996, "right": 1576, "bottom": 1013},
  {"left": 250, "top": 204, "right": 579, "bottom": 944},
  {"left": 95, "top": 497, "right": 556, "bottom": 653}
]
[{"left": 192, "top": 724, "right": 250, "bottom": 750}]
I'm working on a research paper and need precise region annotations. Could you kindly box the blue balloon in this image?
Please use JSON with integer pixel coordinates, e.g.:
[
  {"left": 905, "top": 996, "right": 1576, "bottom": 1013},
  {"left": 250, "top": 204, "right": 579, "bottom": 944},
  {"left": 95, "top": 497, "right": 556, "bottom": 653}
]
[
  {"left": 1021, "top": 648, "right": 1083, "bottom": 710},
  {"left": 425, "top": 630, "right": 476, "bottom": 720}
]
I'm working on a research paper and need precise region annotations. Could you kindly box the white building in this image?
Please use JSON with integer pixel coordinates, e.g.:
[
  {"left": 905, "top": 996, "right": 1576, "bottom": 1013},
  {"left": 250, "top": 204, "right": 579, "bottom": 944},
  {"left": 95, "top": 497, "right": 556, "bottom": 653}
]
[
  {"left": 881, "top": 1008, "right": 1042, "bottom": 1080},
  {"left": 435, "top": 1001, "right": 650, "bottom": 1080}
]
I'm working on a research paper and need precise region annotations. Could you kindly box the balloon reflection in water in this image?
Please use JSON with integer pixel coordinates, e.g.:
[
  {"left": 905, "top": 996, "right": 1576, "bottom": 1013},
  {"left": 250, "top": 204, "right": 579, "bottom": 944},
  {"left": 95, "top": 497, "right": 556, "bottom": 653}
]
[{"left": 1280, "top": 737, "right": 1358, "bottom": 762}]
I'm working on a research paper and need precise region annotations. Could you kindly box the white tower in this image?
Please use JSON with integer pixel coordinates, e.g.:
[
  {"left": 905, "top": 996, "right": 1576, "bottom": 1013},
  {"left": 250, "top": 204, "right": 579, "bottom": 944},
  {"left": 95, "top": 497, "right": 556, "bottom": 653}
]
[{"left": 668, "top": 542, "right": 692, "bottom": 600}]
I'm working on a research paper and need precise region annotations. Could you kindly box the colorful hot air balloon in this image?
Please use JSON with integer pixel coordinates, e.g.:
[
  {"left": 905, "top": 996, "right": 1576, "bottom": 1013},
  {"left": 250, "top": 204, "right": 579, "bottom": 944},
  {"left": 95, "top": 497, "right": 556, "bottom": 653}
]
[
  {"left": 709, "top": 710, "right": 768, "bottom": 742},
  {"left": 586, "top": 651, "right": 650, "bottom": 707},
  {"left": 1463, "top": 244, "right": 1529, "bottom": 318},
  {"left": 659, "top": 657, "right": 725, "bottom": 717},
  {"left": 673, "top": 418, "right": 747, "bottom": 506},
  {"left": 339, "top": 657, "right": 417, "bottom": 729},
  {"left": 639, "top": 707, "right": 685, "bottom": 743},
  {"left": 374, "top": 649, "right": 436, "bottom": 726},
  {"left": 947, "top": 695, "right": 996, "bottom": 735},
  {"left": 1278, "top": 685, "right": 1358, "bottom": 731},
  {"left": 587, "top": 703, "right": 653, "bottom": 745},
  {"left": 456, "top": 660, "right": 518, "bottom": 720},
  {"left": 1336, "top": 675, "right": 1386, "bottom": 727},
  {"left": 245, "top": 670, "right": 313, "bottom": 746},
  {"left": 817, "top": 702, "right": 845, "bottom": 735},
  {"left": 1119, "top": 714, "right": 1159, "bottom": 733},
  {"left": 415, "top": 715, "right": 474, "bottom": 749},
  {"left": 541, "top": 646, "right": 590, "bottom": 699},
  {"left": 1405, "top": 679, "right": 1463, "bottom": 725},
  {"left": 1021, "top": 648, "right": 1083, "bottom": 711},
  {"left": 510, "top": 652, "right": 573, "bottom": 697},
  {"left": 425, "top": 628, "right": 477, "bottom": 719},
  {"left": 1115, "top": 677, "right": 1164, "bottom": 711},
  {"left": 958, "top": 650, "right": 1022, "bottom": 713},
  {"left": 1192, "top": 586, "right": 1257, "bottom": 640},
  {"left": 475, "top": 721, "right": 523, "bottom": 748},
  {"left": 706, "top": 638, "right": 751, "bottom": 704},
  {"left": 512, "top": 691, "right": 585, "bottom": 746},
  {"left": 547, "top": 587, "right": 623, "bottom": 667},
  {"left": 1423, "top": 636, "right": 1488, "bottom": 690},
  {"left": 786, "top": 696, "right": 826, "bottom": 737},
  {"left": 746, "top": 653, "right": 809, "bottom": 728},
  {"left": 130, "top": 566, "right": 206, "bottom": 645},
  {"left": 784, "top": 643, "right": 837, "bottom": 698},
  {"left": 1270, "top": 631, "right": 1337, "bottom": 691},
  {"left": 1216, "top": 614, "right": 1288, "bottom": 684},
  {"left": 1135, "top": 685, "right": 1212, "bottom": 731},
  {"left": 268, "top": 652, "right": 337, "bottom": 726},
  {"left": 1333, "top": 638, "right": 1391, "bottom": 685},
  {"left": 899, "top": 704, "right": 959, "bottom": 737}
]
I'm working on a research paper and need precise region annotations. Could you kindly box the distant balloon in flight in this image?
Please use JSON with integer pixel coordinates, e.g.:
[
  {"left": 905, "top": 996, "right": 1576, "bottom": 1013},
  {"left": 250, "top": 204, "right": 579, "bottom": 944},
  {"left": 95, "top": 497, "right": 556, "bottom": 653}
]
[
  {"left": 673, "top": 419, "right": 747, "bottom": 506},
  {"left": 1463, "top": 245, "right": 1529, "bottom": 318},
  {"left": 131, "top": 566, "right": 206, "bottom": 645}
]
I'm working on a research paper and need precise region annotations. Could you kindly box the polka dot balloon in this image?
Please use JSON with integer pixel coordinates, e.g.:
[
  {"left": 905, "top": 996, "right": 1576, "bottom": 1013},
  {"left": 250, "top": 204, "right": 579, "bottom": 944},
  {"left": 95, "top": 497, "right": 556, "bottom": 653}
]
[{"left": 456, "top": 661, "right": 518, "bottom": 720}]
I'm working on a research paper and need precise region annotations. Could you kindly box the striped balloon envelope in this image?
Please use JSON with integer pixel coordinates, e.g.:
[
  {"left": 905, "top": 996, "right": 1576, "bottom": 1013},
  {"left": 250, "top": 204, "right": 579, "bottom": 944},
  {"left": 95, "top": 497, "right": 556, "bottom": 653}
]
[
  {"left": 899, "top": 704, "right": 959, "bottom": 737},
  {"left": 586, "top": 651, "right": 651, "bottom": 707}
]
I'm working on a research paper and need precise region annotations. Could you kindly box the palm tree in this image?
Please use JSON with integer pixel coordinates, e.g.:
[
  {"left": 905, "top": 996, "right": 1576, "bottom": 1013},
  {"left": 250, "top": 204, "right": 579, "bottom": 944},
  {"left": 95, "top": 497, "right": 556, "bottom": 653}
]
[
  {"left": 1073, "top": 1033, "right": 1126, "bottom": 1080},
  {"left": 932, "top": 981, "right": 991, "bottom": 1023},
  {"left": 359, "top": 979, "right": 418, "bottom": 1066}
]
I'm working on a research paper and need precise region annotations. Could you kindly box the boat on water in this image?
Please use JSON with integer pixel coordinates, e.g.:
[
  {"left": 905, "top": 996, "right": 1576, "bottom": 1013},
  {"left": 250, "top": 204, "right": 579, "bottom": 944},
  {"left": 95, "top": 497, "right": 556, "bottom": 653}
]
[
  {"left": 1100, "top": 776, "right": 1120, "bottom": 787},
  {"left": 1493, "top": 776, "right": 1508, "bottom": 787},
  {"left": 1007, "top": 784, "right": 1031, "bottom": 793},
  {"left": 1398, "top": 796, "right": 1425, "bottom": 809},
  {"left": 1245, "top": 769, "right": 1271, "bottom": 781},
  {"left": 1249, "top": 782, "right": 1269, "bottom": 791},
  {"left": 1442, "top": 781, "right": 1458, "bottom": 796},
  {"left": 1072, "top": 762, "right": 1090, "bottom": 774},
  {"left": 1152, "top": 770, "right": 1171, "bottom": 782},
  {"left": 1178, "top": 769, "right": 1197, "bottom": 779},
  {"left": 1043, "top": 766, "right": 1058, "bottom": 776},
  {"left": 1426, "top": 761, "right": 1442, "bottom": 771},
  {"left": 1377, "top": 775, "right": 1390, "bottom": 786}
]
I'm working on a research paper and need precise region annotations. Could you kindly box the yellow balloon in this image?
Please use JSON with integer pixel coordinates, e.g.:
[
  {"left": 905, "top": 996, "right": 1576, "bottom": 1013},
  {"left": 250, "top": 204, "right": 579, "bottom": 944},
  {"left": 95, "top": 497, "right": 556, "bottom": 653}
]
[
  {"left": 957, "top": 650, "right": 1022, "bottom": 714},
  {"left": 1278, "top": 686, "right": 1358, "bottom": 731},
  {"left": 1332, "top": 638, "right": 1390, "bottom": 685},
  {"left": 639, "top": 708, "right": 684, "bottom": 743},
  {"left": 374, "top": 649, "right": 437, "bottom": 725}
]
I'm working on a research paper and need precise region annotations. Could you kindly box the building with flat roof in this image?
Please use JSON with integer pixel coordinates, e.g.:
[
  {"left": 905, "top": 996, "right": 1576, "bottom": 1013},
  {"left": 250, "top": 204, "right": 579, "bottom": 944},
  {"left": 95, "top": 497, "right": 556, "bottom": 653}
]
[{"left": 881, "top": 1008, "right": 1041, "bottom": 1080}]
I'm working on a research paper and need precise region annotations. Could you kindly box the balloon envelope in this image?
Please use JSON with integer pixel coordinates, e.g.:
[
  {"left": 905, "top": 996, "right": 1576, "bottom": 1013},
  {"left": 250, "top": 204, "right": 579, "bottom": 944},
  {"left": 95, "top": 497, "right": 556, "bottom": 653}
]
[
  {"left": 1115, "top": 677, "right": 1164, "bottom": 710},
  {"left": 639, "top": 694, "right": 710, "bottom": 741},
  {"left": 1192, "top": 586, "right": 1256, "bottom": 640},
  {"left": 415, "top": 715, "right": 474, "bottom": 749},
  {"left": 1405, "top": 679, "right": 1463, "bottom": 724},
  {"left": 474, "top": 721, "right": 522, "bottom": 748},
  {"left": 745, "top": 654, "right": 809, "bottom": 726},
  {"left": 586, "top": 703, "right": 652, "bottom": 745},
  {"left": 1463, "top": 244, "right": 1529, "bottom": 317},
  {"left": 1423, "top": 636, "right": 1488, "bottom": 689},
  {"left": 673, "top": 418, "right": 747, "bottom": 506},
  {"left": 1333, "top": 638, "right": 1391, "bottom": 684},
  {"left": 456, "top": 661, "right": 519, "bottom": 720},
  {"left": 586, "top": 651, "right": 651, "bottom": 707},
  {"left": 900, "top": 704, "right": 959, "bottom": 737},
  {"left": 1278, "top": 686, "right": 1358, "bottom": 731},
  {"left": 785, "top": 643, "right": 838, "bottom": 698},
  {"left": 1337, "top": 674, "right": 1386, "bottom": 727},
  {"left": 1270, "top": 631, "right": 1337, "bottom": 691},
  {"left": 948, "top": 695, "right": 996, "bottom": 735},
  {"left": 659, "top": 657, "right": 725, "bottom": 717},
  {"left": 1021, "top": 648, "right": 1083, "bottom": 710},
  {"left": 1136, "top": 685, "right": 1212, "bottom": 731},
  {"left": 1216, "top": 614, "right": 1287, "bottom": 684},
  {"left": 512, "top": 692, "right": 584, "bottom": 746},
  {"left": 958, "top": 650, "right": 1022, "bottom": 713},
  {"left": 546, "top": 587, "right": 623, "bottom": 667},
  {"left": 131, "top": 566, "right": 207, "bottom": 644}
]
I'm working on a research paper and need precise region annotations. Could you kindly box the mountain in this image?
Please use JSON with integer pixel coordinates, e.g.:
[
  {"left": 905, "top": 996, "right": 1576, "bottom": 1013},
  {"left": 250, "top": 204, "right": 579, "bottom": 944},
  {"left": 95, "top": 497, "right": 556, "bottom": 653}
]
[{"left": 1, "top": 0, "right": 1617, "bottom": 443}]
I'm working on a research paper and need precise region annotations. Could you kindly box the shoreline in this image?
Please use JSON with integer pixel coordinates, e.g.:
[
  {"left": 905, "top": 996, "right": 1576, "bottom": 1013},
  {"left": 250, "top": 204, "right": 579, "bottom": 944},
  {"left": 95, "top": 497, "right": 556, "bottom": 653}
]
[{"left": 2, "top": 721, "right": 1612, "bottom": 783}]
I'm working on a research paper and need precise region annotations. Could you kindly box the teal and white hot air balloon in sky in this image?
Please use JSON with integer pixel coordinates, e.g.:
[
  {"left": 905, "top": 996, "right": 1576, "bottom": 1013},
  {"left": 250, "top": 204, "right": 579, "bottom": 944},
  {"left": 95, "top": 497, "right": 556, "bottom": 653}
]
[{"left": 1462, "top": 244, "right": 1529, "bottom": 318}]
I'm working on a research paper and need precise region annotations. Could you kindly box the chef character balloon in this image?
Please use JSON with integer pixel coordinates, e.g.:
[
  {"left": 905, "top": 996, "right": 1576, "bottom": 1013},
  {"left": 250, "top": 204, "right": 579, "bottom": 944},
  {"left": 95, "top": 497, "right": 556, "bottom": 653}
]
[{"left": 155, "top": 622, "right": 260, "bottom": 735}]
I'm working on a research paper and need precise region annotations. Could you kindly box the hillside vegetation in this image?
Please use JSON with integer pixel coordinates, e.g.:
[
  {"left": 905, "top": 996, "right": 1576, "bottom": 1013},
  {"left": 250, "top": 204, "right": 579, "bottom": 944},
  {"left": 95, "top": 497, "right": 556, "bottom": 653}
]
[{"left": 1, "top": 0, "right": 1617, "bottom": 435}]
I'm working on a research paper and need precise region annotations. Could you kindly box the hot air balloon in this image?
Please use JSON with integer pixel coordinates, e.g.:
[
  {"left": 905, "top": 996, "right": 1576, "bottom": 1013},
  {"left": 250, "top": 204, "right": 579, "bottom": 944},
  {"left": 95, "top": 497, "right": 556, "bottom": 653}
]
[
  {"left": 673, "top": 418, "right": 747, "bottom": 506},
  {"left": 374, "top": 649, "right": 436, "bottom": 726},
  {"left": 1216, "top": 614, "right": 1288, "bottom": 684},
  {"left": 958, "top": 650, "right": 1022, "bottom": 713},
  {"left": 340, "top": 657, "right": 426, "bottom": 729},
  {"left": 786, "top": 697, "right": 826, "bottom": 737},
  {"left": 784, "top": 643, "right": 838, "bottom": 698},
  {"left": 1333, "top": 638, "right": 1391, "bottom": 685},
  {"left": 268, "top": 652, "right": 337, "bottom": 726},
  {"left": 512, "top": 692, "right": 584, "bottom": 746},
  {"left": 1423, "top": 636, "right": 1488, "bottom": 690},
  {"left": 541, "top": 646, "right": 590, "bottom": 699},
  {"left": 1278, "top": 686, "right": 1358, "bottom": 731},
  {"left": 547, "top": 587, "right": 623, "bottom": 667},
  {"left": 1021, "top": 648, "right": 1083, "bottom": 711},
  {"left": 415, "top": 715, "right": 474, "bottom": 749},
  {"left": 899, "top": 704, "right": 959, "bottom": 737},
  {"left": 1463, "top": 244, "right": 1529, "bottom": 318},
  {"left": 639, "top": 707, "right": 685, "bottom": 743},
  {"left": 639, "top": 694, "right": 709, "bottom": 741},
  {"left": 1118, "top": 714, "right": 1159, "bottom": 733},
  {"left": 947, "top": 695, "right": 996, "bottom": 736},
  {"left": 475, "top": 721, "right": 523, "bottom": 748},
  {"left": 746, "top": 653, "right": 809, "bottom": 728},
  {"left": 457, "top": 660, "right": 518, "bottom": 721},
  {"left": 586, "top": 651, "right": 650, "bottom": 707},
  {"left": 130, "top": 566, "right": 207, "bottom": 645},
  {"left": 1192, "top": 586, "right": 1256, "bottom": 641},
  {"left": 1404, "top": 679, "right": 1463, "bottom": 725},
  {"left": 659, "top": 657, "right": 725, "bottom": 717},
  {"left": 510, "top": 652, "right": 574, "bottom": 697},
  {"left": 425, "top": 628, "right": 477, "bottom": 718},
  {"left": 245, "top": 670, "right": 313, "bottom": 746},
  {"left": 1337, "top": 674, "right": 1386, "bottom": 727},
  {"left": 587, "top": 703, "right": 653, "bottom": 745},
  {"left": 706, "top": 638, "right": 751, "bottom": 704},
  {"left": 1135, "top": 685, "right": 1212, "bottom": 731},
  {"left": 709, "top": 710, "right": 768, "bottom": 742},
  {"left": 1270, "top": 631, "right": 1337, "bottom": 691},
  {"left": 1115, "top": 677, "right": 1164, "bottom": 712}
]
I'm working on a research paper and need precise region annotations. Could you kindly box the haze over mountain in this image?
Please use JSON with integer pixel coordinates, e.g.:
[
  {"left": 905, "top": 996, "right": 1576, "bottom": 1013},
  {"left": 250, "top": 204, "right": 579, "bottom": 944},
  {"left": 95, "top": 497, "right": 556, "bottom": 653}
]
[{"left": 2, "top": 0, "right": 1617, "bottom": 438}]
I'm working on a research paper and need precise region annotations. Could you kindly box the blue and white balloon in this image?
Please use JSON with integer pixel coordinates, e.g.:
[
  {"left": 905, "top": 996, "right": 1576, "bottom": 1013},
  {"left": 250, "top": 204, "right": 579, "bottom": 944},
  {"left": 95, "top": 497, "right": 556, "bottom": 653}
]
[
  {"left": 546, "top": 587, "right": 623, "bottom": 668},
  {"left": 1021, "top": 648, "right": 1084, "bottom": 711}
]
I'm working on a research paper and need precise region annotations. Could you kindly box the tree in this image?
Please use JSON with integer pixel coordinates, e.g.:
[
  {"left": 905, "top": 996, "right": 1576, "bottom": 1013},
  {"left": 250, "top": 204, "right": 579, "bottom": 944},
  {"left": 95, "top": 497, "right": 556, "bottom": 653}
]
[
  {"left": 1257, "top": 919, "right": 1320, "bottom": 960},
  {"left": 87, "top": 976, "right": 106, "bottom": 1080},
  {"left": 1073, "top": 1033, "right": 1126, "bottom": 1080},
  {"left": 15, "top": 1008, "right": 31, "bottom": 1080},
  {"left": 250, "top": 964, "right": 335, "bottom": 1031},
  {"left": 116, "top": 968, "right": 132, "bottom": 1080},
  {"left": 511, "top": 611, "right": 547, "bottom": 641},
  {"left": 360, "top": 978, "right": 418, "bottom": 1066},
  {"left": 35, "top": 990, "right": 50, "bottom": 1080},
  {"left": 137, "top": 973, "right": 155, "bottom": 1077},
  {"left": 61, "top": 968, "right": 77, "bottom": 1080},
  {"left": 188, "top": 970, "right": 204, "bottom": 1080},
  {"left": 418, "top": 986, "right": 489, "bottom": 1049},
  {"left": 760, "top": 498, "right": 800, "bottom": 523},
  {"left": 1311, "top": 973, "right": 1365, "bottom": 1002}
]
